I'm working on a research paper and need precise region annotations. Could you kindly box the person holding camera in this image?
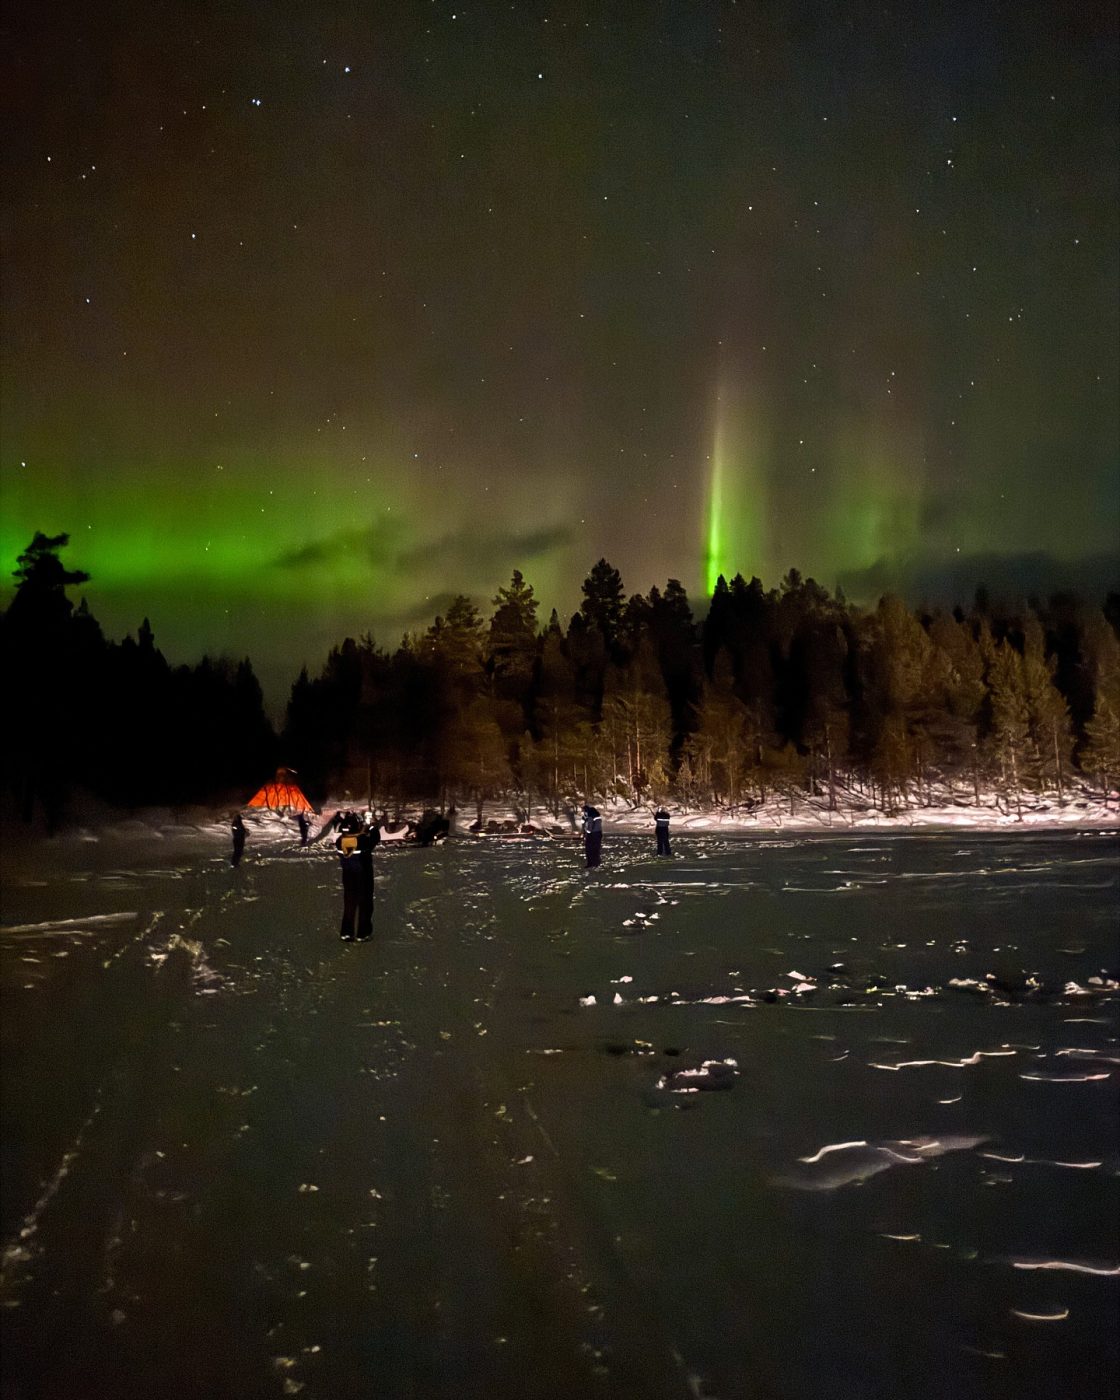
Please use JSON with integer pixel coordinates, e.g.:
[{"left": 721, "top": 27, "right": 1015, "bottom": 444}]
[{"left": 335, "top": 811, "right": 380, "bottom": 941}]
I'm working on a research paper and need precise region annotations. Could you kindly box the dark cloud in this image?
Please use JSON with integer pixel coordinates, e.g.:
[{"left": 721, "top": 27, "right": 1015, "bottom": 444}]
[
  {"left": 275, "top": 519, "right": 572, "bottom": 579},
  {"left": 838, "top": 552, "right": 1120, "bottom": 610},
  {"left": 396, "top": 524, "right": 572, "bottom": 573},
  {"left": 273, "top": 519, "right": 403, "bottom": 571}
]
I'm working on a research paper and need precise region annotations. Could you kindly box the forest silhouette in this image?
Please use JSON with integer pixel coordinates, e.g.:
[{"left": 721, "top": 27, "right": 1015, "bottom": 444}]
[{"left": 3, "top": 533, "right": 1119, "bottom": 829}]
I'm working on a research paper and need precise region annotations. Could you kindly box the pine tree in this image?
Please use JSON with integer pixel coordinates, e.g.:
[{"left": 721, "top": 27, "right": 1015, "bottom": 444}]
[
  {"left": 803, "top": 694, "right": 850, "bottom": 811},
  {"left": 440, "top": 698, "right": 512, "bottom": 821},
  {"left": 701, "top": 574, "right": 733, "bottom": 676},
  {"left": 687, "top": 650, "right": 752, "bottom": 808},
  {"left": 426, "top": 596, "right": 486, "bottom": 688},
  {"left": 729, "top": 574, "right": 777, "bottom": 739},
  {"left": 600, "top": 639, "right": 673, "bottom": 802},
  {"left": 786, "top": 590, "right": 851, "bottom": 806},
  {"left": 566, "top": 716, "right": 613, "bottom": 805},
  {"left": 565, "top": 610, "right": 609, "bottom": 719},
  {"left": 485, "top": 570, "right": 541, "bottom": 770},
  {"left": 488, "top": 570, "right": 539, "bottom": 690},
  {"left": 927, "top": 613, "right": 986, "bottom": 799},
  {"left": 868, "top": 714, "right": 911, "bottom": 813},
  {"left": 649, "top": 579, "right": 699, "bottom": 745},
  {"left": 6, "top": 531, "right": 90, "bottom": 631},
  {"left": 761, "top": 742, "right": 809, "bottom": 817},
  {"left": 531, "top": 623, "right": 588, "bottom": 812},
  {"left": 985, "top": 638, "right": 1031, "bottom": 815},
  {"left": 1081, "top": 620, "right": 1120, "bottom": 796},
  {"left": 579, "top": 558, "right": 626, "bottom": 653},
  {"left": 1016, "top": 616, "right": 1072, "bottom": 798},
  {"left": 859, "top": 596, "right": 935, "bottom": 807},
  {"left": 3, "top": 533, "right": 92, "bottom": 824},
  {"left": 111, "top": 618, "right": 174, "bottom": 803}
]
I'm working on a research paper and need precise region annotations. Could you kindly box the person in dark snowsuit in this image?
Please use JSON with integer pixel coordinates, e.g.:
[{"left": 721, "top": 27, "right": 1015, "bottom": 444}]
[
  {"left": 296, "top": 812, "right": 309, "bottom": 846},
  {"left": 335, "top": 812, "right": 380, "bottom": 941},
  {"left": 231, "top": 814, "right": 246, "bottom": 867},
  {"left": 416, "top": 809, "right": 450, "bottom": 846},
  {"left": 582, "top": 804, "right": 603, "bottom": 868},
  {"left": 654, "top": 806, "right": 671, "bottom": 856}
]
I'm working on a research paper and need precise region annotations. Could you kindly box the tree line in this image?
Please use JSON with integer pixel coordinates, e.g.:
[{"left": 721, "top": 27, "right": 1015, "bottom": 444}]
[
  {"left": 2, "top": 533, "right": 274, "bottom": 826},
  {"left": 3, "top": 534, "right": 1119, "bottom": 827}
]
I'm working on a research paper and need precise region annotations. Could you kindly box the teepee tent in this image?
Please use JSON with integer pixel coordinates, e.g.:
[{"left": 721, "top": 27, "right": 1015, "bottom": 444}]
[{"left": 246, "top": 767, "right": 316, "bottom": 813}]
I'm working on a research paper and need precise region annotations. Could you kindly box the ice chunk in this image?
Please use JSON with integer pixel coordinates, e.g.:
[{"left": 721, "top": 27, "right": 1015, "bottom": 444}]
[
  {"left": 780, "top": 1135, "right": 987, "bottom": 1190},
  {"left": 656, "top": 1058, "right": 739, "bottom": 1094}
]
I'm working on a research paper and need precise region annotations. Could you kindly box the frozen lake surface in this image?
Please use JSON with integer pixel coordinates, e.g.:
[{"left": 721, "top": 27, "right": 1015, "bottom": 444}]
[{"left": 2, "top": 828, "right": 1118, "bottom": 1399}]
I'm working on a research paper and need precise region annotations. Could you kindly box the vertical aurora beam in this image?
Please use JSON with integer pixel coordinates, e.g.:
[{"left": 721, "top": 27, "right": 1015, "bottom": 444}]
[
  {"left": 704, "top": 407, "right": 727, "bottom": 595},
  {"left": 702, "top": 377, "right": 768, "bottom": 594}
]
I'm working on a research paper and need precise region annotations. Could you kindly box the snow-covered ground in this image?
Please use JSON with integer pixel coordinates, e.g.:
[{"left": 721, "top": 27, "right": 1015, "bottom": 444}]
[
  {"left": 2, "top": 779, "right": 1116, "bottom": 865},
  {"left": 571, "top": 785, "right": 1120, "bottom": 835},
  {"left": 1, "top": 806, "right": 1117, "bottom": 1399},
  {"left": 319, "top": 782, "right": 1120, "bottom": 839}
]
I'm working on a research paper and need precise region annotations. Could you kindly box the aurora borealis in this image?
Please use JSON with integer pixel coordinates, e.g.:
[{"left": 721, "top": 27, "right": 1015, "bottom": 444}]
[{"left": 2, "top": 0, "right": 1117, "bottom": 707}]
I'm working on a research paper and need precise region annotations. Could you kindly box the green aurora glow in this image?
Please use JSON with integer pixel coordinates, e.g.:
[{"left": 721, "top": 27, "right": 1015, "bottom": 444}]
[
  {"left": 703, "top": 434, "right": 725, "bottom": 596},
  {"left": 1, "top": 0, "right": 1116, "bottom": 711}
]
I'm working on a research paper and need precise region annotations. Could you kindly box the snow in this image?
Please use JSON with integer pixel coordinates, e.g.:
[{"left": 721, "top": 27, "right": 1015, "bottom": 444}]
[
  {"left": 2, "top": 777, "right": 1114, "bottom": 868},
  {"left": 580, "top": 785, "right": 1119, "bottom": 835},
  {"left": 1, "top": 811, "right": 1116, "bottom": 1399}
]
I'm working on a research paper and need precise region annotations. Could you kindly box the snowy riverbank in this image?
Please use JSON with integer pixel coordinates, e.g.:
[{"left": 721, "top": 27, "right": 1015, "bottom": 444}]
[
  {"left": 1, "top": 784, "right": 1117, "bottom": 872},
  {"left": 580, "top": 786, "right": 1120, "bottom": 835}
]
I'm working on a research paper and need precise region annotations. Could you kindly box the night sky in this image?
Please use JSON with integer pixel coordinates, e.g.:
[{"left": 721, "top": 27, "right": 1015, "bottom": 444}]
[{"left": 2, "top": 0, "right": 1117, "bottom": 708}]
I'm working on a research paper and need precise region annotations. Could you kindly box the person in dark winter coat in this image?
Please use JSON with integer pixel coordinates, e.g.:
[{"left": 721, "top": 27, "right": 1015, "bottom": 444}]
[
  {"left": 581, "top": 804, "right": 603, "bottom": 868},
  {"left": 335, "top": 812, "right": 380, "bottom": 941},
  {"left": 416, "top": 809, "right": 450, "bottom": 846},
  {"left": 296, "top": 812, "right": 309, "bottom": 846},
  {"left": 654, "top": 806, "right": 671, "bottom": 856},
  {"left": 231, "top": 814, "right": 246, "bottom": 867}
]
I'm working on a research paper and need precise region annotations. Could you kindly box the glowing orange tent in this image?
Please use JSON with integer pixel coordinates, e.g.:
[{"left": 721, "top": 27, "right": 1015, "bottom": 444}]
[{"left": 246, "top": 767, "right": 316, "bottom": 813}]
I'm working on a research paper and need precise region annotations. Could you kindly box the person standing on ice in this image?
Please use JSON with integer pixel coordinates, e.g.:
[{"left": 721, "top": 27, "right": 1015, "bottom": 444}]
[
  {"left": 335, "top": 811, "right": 379, "bottom": 942},
  {"left": 654, "top": 805, "right": 672, "bottom": 856},
  {"left": 230, "top": 814, "right": 246, "bottom": 867},
  {"left": 582, "top": 804, "right": 603, "bottom": 868}
]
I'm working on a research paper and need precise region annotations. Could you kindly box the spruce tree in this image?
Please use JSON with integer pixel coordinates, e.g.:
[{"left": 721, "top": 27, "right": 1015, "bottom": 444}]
[
  {"left": 1020, "top": 616, "right": 1073, "bottom": 798},
  {"left": 687, "top": 649, "right": 752, "bottom": 808},
  {"left": 579, "top": 559, "right": 626, "bottom": 653},
  {"left": 985, "top": 638, "right": 1031, "bottom": 815},
  {"left": 649, "top": 579, "right": 700, "bottom": 746},
  {"left": 1081, "top": 621, "right": 1120, "bottom": 796},
  {"left": 531, "top": 622, "right": 585, "bottom": 812},
  {"left": 440, "top": 698, "right": 512, "bottom": 821},
  {"left": 859, "top": 595, "right": 936, "bottom": 807},
  {"left": 488, "top": 570, "right": 539, "bottom": 690},
  {"left": 600, "top": 639, "right": 673, "bottom": 802},
  {"left": 427, "top": 596, "right": 486, "bottom": 688},
  {"left": 927, "top": 613, "right": 986, "bottom": 799},
  {"left": 3, "top": 533, "right": 91, "bottom": 824}
]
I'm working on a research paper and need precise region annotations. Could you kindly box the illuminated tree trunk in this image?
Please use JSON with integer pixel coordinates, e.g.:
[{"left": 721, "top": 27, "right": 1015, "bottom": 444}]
[{"left": 1052, "top": 719, "right": 1064, "bottom": 802}]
